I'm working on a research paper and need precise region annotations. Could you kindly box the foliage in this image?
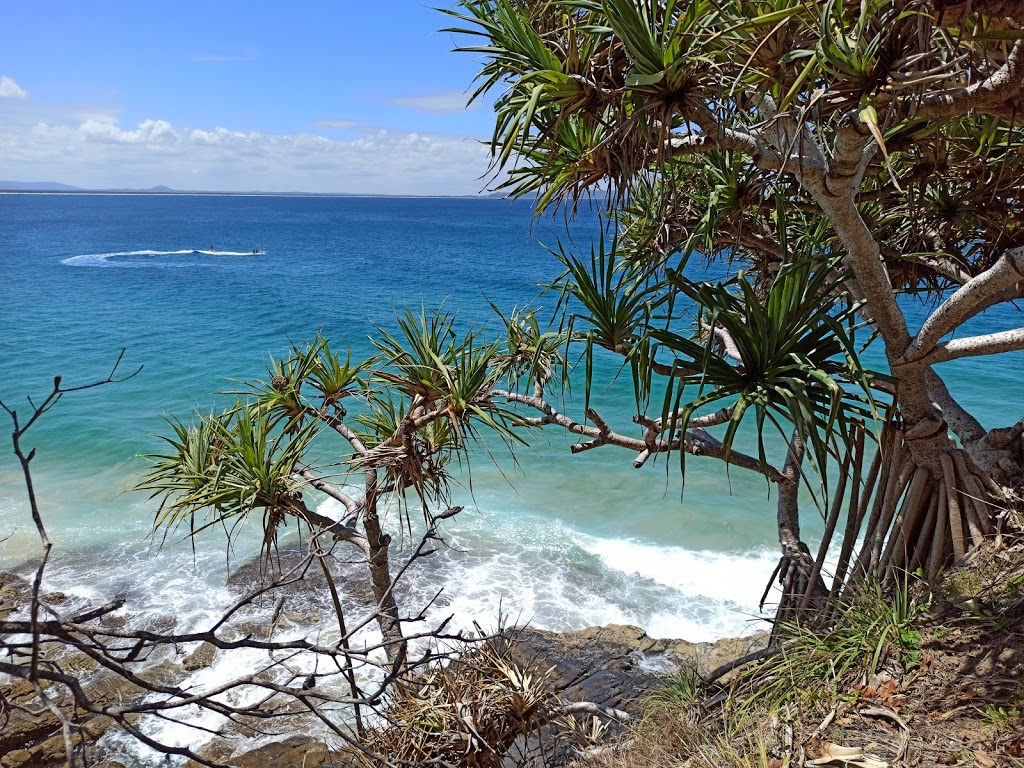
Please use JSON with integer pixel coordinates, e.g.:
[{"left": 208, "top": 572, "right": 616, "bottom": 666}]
[
  {"left": 139, "top": 309, "right": 537, "bottom": 541},
  {"left": 550, "top": 211, "right": 887, "bottom": 495},
  {"left": 737, "top": 580, "right": 925, "bottom": 714},
  {"left": 447, "top": 0, "right": 1024, "bottom": 620},
  {"left": 446, "top": 0, "right": 1024, "bottom": 289}
]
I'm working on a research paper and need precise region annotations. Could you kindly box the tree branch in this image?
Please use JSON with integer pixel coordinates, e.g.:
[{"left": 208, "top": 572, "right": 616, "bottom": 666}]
[
  {"left": 493, "top": 390, "right": 784, "bottom": 481},
  {"left": 903, "top": 245, "right": 1024, "bottom": 362},
  {"left": 916, "top": 39, "right": 1024, "bottom": 121},
  {"left": 922, "top": 327, "right": 1024, "bottom": 365}
]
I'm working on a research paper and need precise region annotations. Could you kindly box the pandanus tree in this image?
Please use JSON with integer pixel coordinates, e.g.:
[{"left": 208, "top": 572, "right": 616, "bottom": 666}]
[
  {"left": 139, "top": 310, "right": 536, "bottom": 664},
  {"left": 445, "top": 0, "right": 1024, "bottom": 617}
]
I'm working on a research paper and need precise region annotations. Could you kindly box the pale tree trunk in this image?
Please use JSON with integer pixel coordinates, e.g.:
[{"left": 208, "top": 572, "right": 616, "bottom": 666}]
[{"left": 783, "top": 132, "right": 1022, "bottom": 592}]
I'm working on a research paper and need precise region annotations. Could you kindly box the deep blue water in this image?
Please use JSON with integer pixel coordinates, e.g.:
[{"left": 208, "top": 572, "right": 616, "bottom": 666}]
[{"left": 2, "top": 193, "right": 1022, "bottom": 650}]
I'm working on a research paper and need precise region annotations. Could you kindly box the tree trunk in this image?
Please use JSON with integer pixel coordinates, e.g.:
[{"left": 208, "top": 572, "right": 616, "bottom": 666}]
[{"left": 361, "top": 469, "right": 406, "bottom": 667}]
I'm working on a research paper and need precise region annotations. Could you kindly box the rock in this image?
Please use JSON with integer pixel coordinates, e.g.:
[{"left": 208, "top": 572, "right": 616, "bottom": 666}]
[
  {"left": 81, "top": 715, "right": 114, "bottom": 740},
  {"left": 508, "top": 623, "right": 772, "bottom": 711},
  {"left": 139, "top": 658, "right": 181, "bottom": 687},
  {"left": 230, "top": 619, "right": 272, "bottom": 639},
  {"left": 1, "top": 724, "right": 108, "bottom": 768},
  {"left": 100, "top": 612, "right": 128, "bottom": 629},
  {"left": 2, "top": 678, "right": 41, "bottom": 705},
  {"left": 0, "top": 572, "right": 32, "bottom": 619},
  {"left": 151, "top": 614, "right": 178, "bottom": 633},
  {"left": 0, "top": 666, "right": 136, "bottom": 760},
  {"left": 0, "top": 750, "right": 33, "bottom": 768},
  {"left": 698, "top": 633, "right": 771, "bottom": 680},
  {"left": 35, "top": 732, "right": 76, "bottom": 765},
  {"left": 0, "top": 695, "right": 63, "bottom": 757},
  {"left": 508, "top": 624, "right": 665, "bottom": 712},
  {"left": 232, "top": 739, "right": 334, "bottom": 768},
  {"left": 182, "top": 641, "right": 218, "bottom": 671},
  {"left": 187, "top": 735, "right": 352, "bottom": 768},
  {"left": 92, "top": 762, "right": 128, "bottom": 768},
  {"left": 86, "top": 673, "right": 143, "bottom": 705},
  {"left": 60, "top": 649, "right": 101, "bottom": 677}
]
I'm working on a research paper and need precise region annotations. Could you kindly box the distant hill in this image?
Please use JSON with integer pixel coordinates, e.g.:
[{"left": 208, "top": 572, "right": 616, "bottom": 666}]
[
  {"left": 0, "top": 180, "right": 498, "bottom": 198},
  {"left": 0, "top": 181, "right": 180, "bottom": 193},
  {"left": 0, "top": 181, "right": 83, "bottom": 191}
]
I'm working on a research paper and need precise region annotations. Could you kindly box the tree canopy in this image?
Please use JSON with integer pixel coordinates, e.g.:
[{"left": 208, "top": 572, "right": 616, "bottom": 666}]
[{"left": 444, "top": 0, "right": 1024, "bottom": 615}]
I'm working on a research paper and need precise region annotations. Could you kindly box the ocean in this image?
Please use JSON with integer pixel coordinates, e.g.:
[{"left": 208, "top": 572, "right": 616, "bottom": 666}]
[{"left": 2, "top": 193, "right": 1022, "bottom": 757}]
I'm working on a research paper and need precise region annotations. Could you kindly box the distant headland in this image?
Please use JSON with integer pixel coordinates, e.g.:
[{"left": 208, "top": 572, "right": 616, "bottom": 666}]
[{"left": 0, "top": 180, "right": 504, "bottom": 198}]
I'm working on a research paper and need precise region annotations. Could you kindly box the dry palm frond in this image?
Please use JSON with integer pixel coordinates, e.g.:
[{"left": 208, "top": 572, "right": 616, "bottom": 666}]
[{"left": 357, "top": 637, "right": 561, "bottom": 767}]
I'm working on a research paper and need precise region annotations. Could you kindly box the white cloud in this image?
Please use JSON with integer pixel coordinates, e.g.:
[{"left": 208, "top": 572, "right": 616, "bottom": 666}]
[
  {"left": 0, "top": 76, "right": 27, "bottom": 99},
  {"left": 0, "top": 112, "right": 494, "bottom": 195},
  {"left": 391, "top": 91, "right": 480, "bottom": 115}
]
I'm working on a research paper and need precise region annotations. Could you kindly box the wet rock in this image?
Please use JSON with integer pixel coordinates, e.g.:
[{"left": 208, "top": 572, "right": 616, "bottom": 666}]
[
  {"left": 509, "top": 624, "right": 665, "bottom": 712},
  {"left": 509, "top": 623, "right": 771, "bottom": 711},
  {"left": 87, "top": 673, "right": 144, "bottom": 705},
  {"left": 140, "top": 658, "right": 183, "bottom": 687},
  {"left": 59, "top": 649, "right": 102, "bottom": 677},
  {"left": 182, "top": 641, "right": 218, "bottom": 671},
  {"left": 228, "top": 546, "right": 376, "bottom": 609},
  {"left": 100, "top": 612, "right": 129, "bottom": 630},
  {"left": 0, "top": 572, "right": 32, "bottom": 619},
  {"left": 151, "top": 614, "right": 178, "bottom": 633}
]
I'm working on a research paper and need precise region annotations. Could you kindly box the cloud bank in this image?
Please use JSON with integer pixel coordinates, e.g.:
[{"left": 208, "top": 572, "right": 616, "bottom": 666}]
[{"left": 0, "top": 110, "right": 495, "bottom": 195}]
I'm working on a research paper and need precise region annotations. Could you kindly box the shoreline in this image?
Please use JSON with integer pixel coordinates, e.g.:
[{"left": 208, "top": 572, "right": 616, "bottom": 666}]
[
  {"left": 0, "top": 189, "right": 507, "bottom": 200},
  {"left": 1, "top": 557, "right": 769, "bottom": 767}
]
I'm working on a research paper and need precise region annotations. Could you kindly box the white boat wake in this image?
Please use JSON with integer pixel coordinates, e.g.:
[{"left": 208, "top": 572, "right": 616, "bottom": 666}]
[{"left": 62, "top": 249, "right": 263, "bottom": 266}]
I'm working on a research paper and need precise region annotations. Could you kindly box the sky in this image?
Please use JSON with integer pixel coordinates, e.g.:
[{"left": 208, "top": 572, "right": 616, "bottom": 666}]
[{"left": 0, "top": 1, "right": 503, "bottom": 195}]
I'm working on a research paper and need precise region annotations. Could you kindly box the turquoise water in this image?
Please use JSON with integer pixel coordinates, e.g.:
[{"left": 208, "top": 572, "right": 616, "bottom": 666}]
[{"left": 2, "top": 193, "right": 1023, "bottom": 648}]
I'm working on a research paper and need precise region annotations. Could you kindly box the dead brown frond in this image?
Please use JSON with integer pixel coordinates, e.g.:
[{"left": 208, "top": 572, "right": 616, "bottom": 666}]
[{"left": 356, "top": 636, "right": 561, "bottom": 767}]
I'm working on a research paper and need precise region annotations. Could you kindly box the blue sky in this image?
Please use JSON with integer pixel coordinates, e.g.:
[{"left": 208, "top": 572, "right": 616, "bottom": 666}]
[{"left": 0, "top": 1, "right": 501, "bottom": 194}]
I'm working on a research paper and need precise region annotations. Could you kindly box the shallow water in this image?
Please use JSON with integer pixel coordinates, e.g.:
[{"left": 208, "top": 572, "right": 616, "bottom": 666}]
[{"left": 2, "top": 192, "right": 1022, "bottom": 644}]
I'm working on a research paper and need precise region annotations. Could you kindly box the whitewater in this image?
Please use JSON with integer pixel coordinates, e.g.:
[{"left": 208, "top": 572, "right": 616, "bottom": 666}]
[{"left": 3, "top": 193, "right": 1023, "bottom": 761}]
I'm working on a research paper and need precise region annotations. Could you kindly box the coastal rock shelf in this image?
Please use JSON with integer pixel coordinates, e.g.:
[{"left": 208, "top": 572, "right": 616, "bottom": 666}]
[{"left": 1, "top": 564, "right": 768, "bottom": 768}]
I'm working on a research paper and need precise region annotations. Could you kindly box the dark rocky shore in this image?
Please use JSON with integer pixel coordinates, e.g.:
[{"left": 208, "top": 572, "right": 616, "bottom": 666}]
[{"left": 1, "top": 570, "right": 768, "bottom": 768}]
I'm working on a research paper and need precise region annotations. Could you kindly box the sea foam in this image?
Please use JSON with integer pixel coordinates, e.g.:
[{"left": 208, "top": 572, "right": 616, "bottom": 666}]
[{"left": 61, "top": 248, "right": 262, "bottom": 266}]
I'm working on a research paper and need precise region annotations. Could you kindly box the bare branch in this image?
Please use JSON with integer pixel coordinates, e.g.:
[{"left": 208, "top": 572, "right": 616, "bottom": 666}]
[
  {"left": 296, "top": 467, "right": 361, "bottom": 516},
  {"left": 493, "top": 390, "right": 784, "bottom": 482},
  {"left": 922, "top": 327, "right": 1024, "bottom": 365},
  {"left": 903, "top": 246, "right": 1024, "bottom": 363}
]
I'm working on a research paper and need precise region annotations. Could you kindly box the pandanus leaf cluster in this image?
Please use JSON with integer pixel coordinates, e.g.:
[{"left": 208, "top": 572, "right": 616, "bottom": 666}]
[
  {"left": 139, "top": 309, "right": 538, "bottom": 542},
  {"left": 550, "top": 213, "right": 887, "bottom": 493}
]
